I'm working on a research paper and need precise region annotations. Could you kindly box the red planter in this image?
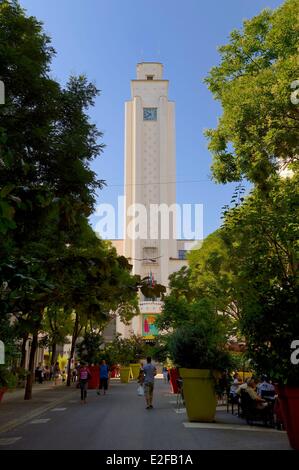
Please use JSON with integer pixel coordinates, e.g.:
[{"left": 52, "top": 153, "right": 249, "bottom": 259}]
[
  {"left": 110, "top": 365, "right": 117, "bottom": 378},
  {"left": 169, "top": 368, "right": 180, "bottom": 394},
  {"left": 87, "top": 365, "right": 100, "bottom": 389},
  {"left": 278, "top": 386, "right": 299, "bottom": 450},
  {"left": 0, "top": 387, "right": 7, "bottom": 403}
]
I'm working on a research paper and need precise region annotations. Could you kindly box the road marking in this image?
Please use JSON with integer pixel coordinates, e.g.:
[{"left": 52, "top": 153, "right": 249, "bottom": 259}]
[
  {"left": 174, "top": 408, "right": 186, "bottom": 414},
  {"left": 0, "top": 391, "right": 75, "bottom": 434},
  {"left": 183, "top": 422, "right": 284, "bottom": 433},
  {"left": 29, "top": 419, "right": 51, "bottom": 424},
  {"left": 51, "top": 408, "right": 67, "bottom": 411},
  {"left": 0, "top": 437, "right": 22, "bottom": 446}
]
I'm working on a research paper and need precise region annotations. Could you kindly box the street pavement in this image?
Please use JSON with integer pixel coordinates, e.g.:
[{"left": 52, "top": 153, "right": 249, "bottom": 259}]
[{"left": 0, "top": 378, "right": 291, "bottom": 450}]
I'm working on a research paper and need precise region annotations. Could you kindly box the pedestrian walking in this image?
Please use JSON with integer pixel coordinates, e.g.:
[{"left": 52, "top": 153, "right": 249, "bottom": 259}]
[
  {"left": 97, "top": 360, "right": 109, "bottom": 395},
  {"left": 44, "top": 365, "right": 50, "bottom": 381},
  {"left": 37, "top": 363, "right": 44, "bottom": 384},
  {"left": 79, "top": 362, "right": 91, "bottom": 404},
  {"left": 162, "top": 366, "right": 168, "bottom": 383},
  {"left": 137, "top": 363, "right": 144, "bottom": 396},
  {"left": 72, "top": 363, "right": 78, "bottom": 383},
  {"left": 138, "top": 362, "right": 144, "bottom": 383},
  {"left": 49, "top": 364, "right": 54, "bottom": 381},
  {"left": 143, "top": 357, "right": 157, "bottom": 409},
  {"left": 34, "top": 365, "right": 39, "bottom": 383},
  {"left": 53, "top": 361, "right": 60, "bottom": 385}
]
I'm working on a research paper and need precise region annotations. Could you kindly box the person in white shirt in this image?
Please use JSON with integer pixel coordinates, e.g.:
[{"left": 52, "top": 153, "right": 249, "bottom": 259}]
[{"left": 230, "top": 373, "right": 242, "bottom": 397}]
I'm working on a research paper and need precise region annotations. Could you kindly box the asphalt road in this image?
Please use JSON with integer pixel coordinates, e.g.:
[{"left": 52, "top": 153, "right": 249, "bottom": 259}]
[{"left": 0, "top": 378, "right": 291, "bottom": 450}]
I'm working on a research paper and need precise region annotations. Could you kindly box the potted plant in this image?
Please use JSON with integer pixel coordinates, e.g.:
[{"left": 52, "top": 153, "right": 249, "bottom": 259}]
[
  {"left": 100, "top": 343, "right": 119, "bottom": 378},
  {"left": 167, "top": 302, "right": 231, "bottom": 422},
  {"left": 0, "top": 366, "right": 9, "bottom": 402},
  {"left": 14, "top": 366, "right": 29, "bottom": 388},
  {"left": 77, "top": 332, "right": 104, "bottom": 389},
  {"left": 0, "top": 366, "right": 17, "bottom": 402},
  {"left": 241, "top": 289, "right": 299, "bottom": 449},
  {"left": 216, "top": 173, "right": 299, "bottom": 448},
  {"left": 112, "top": 336, "right": 134, "bottom": 383},
  {"left": 128, "top": 335, "right": 146, "bottom": 380}
]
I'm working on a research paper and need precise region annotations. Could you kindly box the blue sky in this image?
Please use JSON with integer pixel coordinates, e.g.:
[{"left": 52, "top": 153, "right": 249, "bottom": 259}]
[{"left": 20, "top": 0, "right": 283, "bottom": 238}]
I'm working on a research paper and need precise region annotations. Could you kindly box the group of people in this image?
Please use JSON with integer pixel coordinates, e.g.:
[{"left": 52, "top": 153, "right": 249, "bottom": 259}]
[
  {"left": 34, "top": 362, "right": 65, "bottom": 385},
  {"left": 35, "top": 357, "right": 161, "bottom": 408},
  {"left": 76, "top": 356, "right": 159, "bottom": 408},
  {"left": 227, "top": 372, "right": 284, "bottom": 426},
  {"left": 229, "top": 373, "right": 276, "bottom": 406},
  {"left": 77, "top": 360, "right": 110, "bottom": 404}
]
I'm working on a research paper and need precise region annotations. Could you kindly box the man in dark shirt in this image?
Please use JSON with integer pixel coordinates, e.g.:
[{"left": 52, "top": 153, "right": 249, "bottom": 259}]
[{"left": 97, "top": 360, "right": 109, "bottom": 395}]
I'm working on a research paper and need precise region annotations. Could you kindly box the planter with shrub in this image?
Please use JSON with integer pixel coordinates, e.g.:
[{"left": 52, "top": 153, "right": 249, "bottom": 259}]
[
  {"left": 109, "top": 336, "right": 134, "bottom": 383},
  {"left": 241, "top": 289, "right": 299, "bottom": 449},
  {"left": 0, "top": 366, "right": 17, "bottom": 402},
  {"left": 167, "top": 301, "right": 231, "bottom": 422},
  {"left": 128, "top": 335, "right": 147, "bottom": 380}
]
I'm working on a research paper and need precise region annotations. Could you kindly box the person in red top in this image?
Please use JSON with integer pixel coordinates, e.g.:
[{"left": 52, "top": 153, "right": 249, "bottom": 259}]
[{"left": 79, "top": 362, "right": 91, "bottom": 404}]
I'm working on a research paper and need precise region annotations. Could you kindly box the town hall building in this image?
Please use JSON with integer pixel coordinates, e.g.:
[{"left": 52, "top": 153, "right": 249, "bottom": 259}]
[{"left": 109, "top": 63, "right": 198, "bottom": 339}]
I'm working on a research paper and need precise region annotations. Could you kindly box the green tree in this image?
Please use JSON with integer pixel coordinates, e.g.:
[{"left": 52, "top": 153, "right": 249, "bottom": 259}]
[
  {"left": 127, "top": 334, "right": 147, "bottom": 362},
  {"left": 221, "top": 175, "right": 299, "bottom": 384},
  {"left": 189, "top": 231, "right": 241, "bottom": 321},
  {"left": 0, "top": 1, "right": 106, "bottom": 399},
  {"left": 166, "top": 299, "right": 231, "bottom": 370},
  {"left": 205, "top": 0, "right": 299, "bottom": 186},
  {"left": 77, "top": 331, "right": 104, "bottom": 365},
  {"left": 44, "top": 227, "right": 140, "bottom": 385},
  {"left": 203, "top": 0, "right": 299, "bottom": 385},
  {"left": 108, "top": 335, "right": 134, "bottom": 366},
  {"left": 42, "top": 307, "right": 73, "bottom": 366}
]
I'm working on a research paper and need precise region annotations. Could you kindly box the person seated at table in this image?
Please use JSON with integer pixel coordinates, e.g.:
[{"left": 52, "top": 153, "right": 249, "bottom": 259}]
[
  {"left": 245, "top": 379, "right": 268, "bottom": 409},
  {"left": 229, "top": 373, "right": 242, "bottom": 398},
  {"left": 236, "top": 377, "right": 251, "bottom": 395},
  {"left": 257, "top": 375, "right": 275, "bottom": 397}
]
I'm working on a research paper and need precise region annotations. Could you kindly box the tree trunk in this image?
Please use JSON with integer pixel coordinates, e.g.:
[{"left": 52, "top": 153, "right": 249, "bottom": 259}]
[
  {"left": 24, "top": 332, "right": 38, "bottom": 400},
  {"left": 66, "top": 312, "right": 80, "bottom": 387},
  {"left": 51, "top": 342, "right": 57, "bottom": 366},
  {"left": 20, "top": 333, "right": 29, "bottom": 369}
]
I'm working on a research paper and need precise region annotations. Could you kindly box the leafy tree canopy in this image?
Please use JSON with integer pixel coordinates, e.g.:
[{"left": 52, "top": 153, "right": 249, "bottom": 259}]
[
  {"left": 221, "top": 174, "right": 299, "bottom": 384},
  {"left": 205, "top": 0, "right": 299, "bottom": 186}
]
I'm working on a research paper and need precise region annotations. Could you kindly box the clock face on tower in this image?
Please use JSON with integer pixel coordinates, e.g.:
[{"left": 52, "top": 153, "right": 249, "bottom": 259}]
[{"left": 143, "top": 107, "right": 157, "bottom": 121}]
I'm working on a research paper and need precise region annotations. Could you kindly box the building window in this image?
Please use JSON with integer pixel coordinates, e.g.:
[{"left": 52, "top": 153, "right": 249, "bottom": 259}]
[
  {"left": 143, "top": 295, "right": 157, "bottom": 301},
  {"left": 178, "top": 250, "right": 187, "bottom": 260},
  {"left": 146, "top": 75, "right": 154, "bottom": 80}
]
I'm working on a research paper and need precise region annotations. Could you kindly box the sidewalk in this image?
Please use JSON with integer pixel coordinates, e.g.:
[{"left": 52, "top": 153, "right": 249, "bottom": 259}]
[
  {"left": 0, "top": 381, "right": 77, "bottom": 434},
  {"left": 2, "top": 381, "right": 63, "bottom": 401}
]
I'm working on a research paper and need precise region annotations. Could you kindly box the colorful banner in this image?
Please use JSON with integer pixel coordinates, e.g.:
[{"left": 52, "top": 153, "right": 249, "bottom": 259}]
[{"left": 142, "top": 314, "right": 159, "bottom": 338}]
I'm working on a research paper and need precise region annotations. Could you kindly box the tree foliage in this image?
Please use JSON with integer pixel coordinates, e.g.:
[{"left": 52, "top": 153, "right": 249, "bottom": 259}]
[
  {"left": 221, "top": 175, "right": 299, "bottom": 384},
  {"left": 166, "top": 299, "right": 231, "bottom": 370},
  {"left": 0, "top": 1, "right": 140, "bottom": 398},
  {"left": 205, "top": 0, "right": 299, "bottom": 186}
]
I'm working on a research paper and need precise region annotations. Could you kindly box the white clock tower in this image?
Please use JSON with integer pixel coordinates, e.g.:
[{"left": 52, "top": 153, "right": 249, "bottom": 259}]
[{"left": 111, "top": 63, "right": 192, "bottom": 339}]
